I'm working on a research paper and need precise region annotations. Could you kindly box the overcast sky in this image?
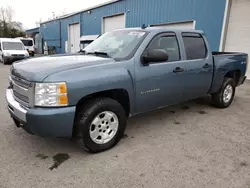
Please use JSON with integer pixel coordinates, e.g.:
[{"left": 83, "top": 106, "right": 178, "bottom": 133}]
[{"left": 0, "top": 0, "right": 110, "bottom": 29}]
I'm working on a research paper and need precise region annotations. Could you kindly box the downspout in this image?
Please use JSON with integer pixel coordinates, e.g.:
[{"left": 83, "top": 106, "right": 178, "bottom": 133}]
[
  {"left": 59, "top": 21, "right": 62, "bottom": 51},
  {"left": 219, "top": 0, "right": 231, "bottom": 51}
]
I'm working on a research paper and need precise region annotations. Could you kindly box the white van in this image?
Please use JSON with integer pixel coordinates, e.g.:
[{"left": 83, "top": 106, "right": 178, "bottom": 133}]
[
  {"left": 16, "top": 37, "right": 35, "bottom": 56},
  {"left": 0, "top": 38, "right": 29, "bottom": 65}
]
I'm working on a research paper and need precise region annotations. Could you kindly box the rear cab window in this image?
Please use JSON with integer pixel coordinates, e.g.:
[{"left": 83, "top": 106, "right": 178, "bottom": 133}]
[{"left": 182, "top": 33, "right": 207, "bottom": 60}]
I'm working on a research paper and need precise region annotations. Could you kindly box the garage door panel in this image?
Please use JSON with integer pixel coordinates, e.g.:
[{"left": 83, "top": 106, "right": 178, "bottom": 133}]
[
  {"left": 103, "top": 14, "right": 125, "bottom": 33},
  {"left": 74, "top": 24, "right": 80, "bottom": 52},
  {"left": 224, "top": 0, "right": 250, "bottom": 78}
]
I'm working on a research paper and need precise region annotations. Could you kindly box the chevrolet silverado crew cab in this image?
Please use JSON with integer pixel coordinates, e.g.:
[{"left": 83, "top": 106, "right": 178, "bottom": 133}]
[{"left": 6, "top": 27, "right": 248, "bottom": 153}]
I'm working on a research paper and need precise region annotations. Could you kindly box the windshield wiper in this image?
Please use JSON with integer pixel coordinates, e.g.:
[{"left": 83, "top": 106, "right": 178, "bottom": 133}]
[{"left": 87, "top": 51, "right": 111, "bottom": 58}]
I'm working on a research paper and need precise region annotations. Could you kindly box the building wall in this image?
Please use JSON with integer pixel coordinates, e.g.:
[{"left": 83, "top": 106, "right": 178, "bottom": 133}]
[
  {"left": 40, "top": 0, "right": 227, "bottom": 53},
  {"left": 25, "top": 27, "right": 39, "bottom": 35},
  {"left": 40, "top": 20, "right": 61, "bottom": 52}
]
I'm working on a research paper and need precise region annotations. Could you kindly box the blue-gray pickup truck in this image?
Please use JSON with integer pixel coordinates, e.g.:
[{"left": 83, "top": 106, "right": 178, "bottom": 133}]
[{"left": 6, "top": 27, "right": 248, "bottom": 153}]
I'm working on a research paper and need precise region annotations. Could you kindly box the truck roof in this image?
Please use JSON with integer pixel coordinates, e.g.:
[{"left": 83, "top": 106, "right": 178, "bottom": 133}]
[
  {"left": 115, "top": 27, "right": 204, "bottom": 34},
  {"left": 0, "top": 38, "right": 23, "bottom": 42}
]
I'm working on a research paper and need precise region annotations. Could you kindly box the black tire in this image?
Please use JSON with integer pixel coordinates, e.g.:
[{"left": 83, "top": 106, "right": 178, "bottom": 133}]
[
  {"left": 211, "top": 78, "right": 235, "bottom": 108},
  {"left": 75, "top": 98, "right": 127, "bottom": 153},
  {"left": 2, "top": 56, "right": 6, "bottom": 65}
]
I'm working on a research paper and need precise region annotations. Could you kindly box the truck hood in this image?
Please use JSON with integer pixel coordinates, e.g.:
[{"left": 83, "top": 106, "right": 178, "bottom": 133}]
[{"left": 11, "top": 54, "right": 115, "bottom": 81}]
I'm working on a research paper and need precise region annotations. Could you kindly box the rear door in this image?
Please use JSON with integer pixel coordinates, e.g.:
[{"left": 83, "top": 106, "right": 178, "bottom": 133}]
[
  {"left": 135, "top": 32, "right": 186, "bottom": 113},
  {"left": 181, "top": 33, "right": 213, "bottom": 100}
]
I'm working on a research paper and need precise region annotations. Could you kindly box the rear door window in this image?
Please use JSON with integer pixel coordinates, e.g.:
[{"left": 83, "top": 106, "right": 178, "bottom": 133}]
[{"left": 182, "top": 33, "right": 207, "bottom": 60}]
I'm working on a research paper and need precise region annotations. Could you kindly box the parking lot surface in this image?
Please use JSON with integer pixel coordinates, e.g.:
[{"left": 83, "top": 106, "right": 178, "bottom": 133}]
[{"left": 0, "top": 63, "right": 249, "bottom": 188}]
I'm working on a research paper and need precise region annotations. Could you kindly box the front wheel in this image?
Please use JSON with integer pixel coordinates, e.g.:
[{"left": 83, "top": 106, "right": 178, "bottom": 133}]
[
  {"left": 211, "top": 78, "right": 235, "bottom": 108},
  {"left": 1, "top": 56, "right": 6, "bottom": 65},
  {"left": 2, "top": 56, "right": 9, "bottom": 65},
  {"left": 75, "top": 98, "right": 127, "bottom": 153}
]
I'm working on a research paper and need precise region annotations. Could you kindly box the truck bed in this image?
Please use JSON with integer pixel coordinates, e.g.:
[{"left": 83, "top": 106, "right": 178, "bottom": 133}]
[
  {"left": 210, "top": 51, "right": 248, "bottom": 94},
  {"left": 212, "top": 51, "right": 248, "bottom": 56}
]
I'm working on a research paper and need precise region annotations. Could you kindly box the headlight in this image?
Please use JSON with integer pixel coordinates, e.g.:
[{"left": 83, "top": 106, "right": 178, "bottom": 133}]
[
  {"left": 4, "top": 52, "right": 11, "bottom": 56},
  {"left": 35, "top": 82, "right": 68, "bottom": 107},
  {"left": 25, "top": 51, "right": 29, "bottom": 57}
]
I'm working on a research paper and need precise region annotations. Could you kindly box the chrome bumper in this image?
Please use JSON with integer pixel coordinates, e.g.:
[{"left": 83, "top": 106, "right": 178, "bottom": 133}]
[{"left": 6, "top": 88, "right": 27, "bottom": 122}]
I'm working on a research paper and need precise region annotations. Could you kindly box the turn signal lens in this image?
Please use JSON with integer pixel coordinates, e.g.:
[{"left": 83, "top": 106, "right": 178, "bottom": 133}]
[
  {"left": 59, "top": 83, "right": 67, "bottom": 94},
  {"left": 59, "top": 95, "right": 68, "bottom": 105}
]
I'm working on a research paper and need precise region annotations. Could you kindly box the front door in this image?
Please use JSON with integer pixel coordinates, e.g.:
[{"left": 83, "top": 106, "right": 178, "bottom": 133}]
[
  {"left": 181, "top": 33, "right": 213, "bottom": 100},
  {"left": 135, "top": 32, "right": 187, "bottom": 113}
]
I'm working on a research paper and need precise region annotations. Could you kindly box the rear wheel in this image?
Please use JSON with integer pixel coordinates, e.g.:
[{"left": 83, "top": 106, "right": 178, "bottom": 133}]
[
  {"left": 75, "top": 98, "right": 127, "bottom": 153},
  {"left": 211, "top": 78, "right": 235, "bottom": 108}
]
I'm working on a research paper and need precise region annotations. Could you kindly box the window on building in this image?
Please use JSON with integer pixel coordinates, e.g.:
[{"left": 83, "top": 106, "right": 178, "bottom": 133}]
[
  {"left": 147, "top": 34, "right": 180, "bottom": 62},
  {"left": 182, "top": 33, "right": 207, "bottom": 60}
]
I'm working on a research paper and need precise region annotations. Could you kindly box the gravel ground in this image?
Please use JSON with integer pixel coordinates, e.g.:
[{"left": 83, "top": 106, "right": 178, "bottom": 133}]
[{"left": 0, "top": 63, "right": 249, "bottom": 188}]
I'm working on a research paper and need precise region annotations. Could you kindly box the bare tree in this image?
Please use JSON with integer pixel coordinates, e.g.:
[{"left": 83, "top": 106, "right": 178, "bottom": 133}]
[
  {"left": 11, "top": 21, "right": 23, "bottom": 30},
  {"left": 0, "top": 6, "right": 25, "bottom": 37},
  {"left": 0, "top": 5, "right": 14, "bottom": 23}
]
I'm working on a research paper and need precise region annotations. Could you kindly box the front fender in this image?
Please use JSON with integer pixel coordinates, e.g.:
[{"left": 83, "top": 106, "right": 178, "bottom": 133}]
[{"left": 44, "top": 64, "right": 135, "bottom": 113}]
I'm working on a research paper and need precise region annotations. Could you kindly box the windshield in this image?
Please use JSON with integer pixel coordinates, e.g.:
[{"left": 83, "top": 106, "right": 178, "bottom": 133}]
[
  {"left": 84, "top": 30, "right": 147, "bottom": 60},
  {"left": 21, "top": 39, "right": 33, "bottom": 46},
  {"left": 2, "top": 42, "right": 25, "bottom": 50}
]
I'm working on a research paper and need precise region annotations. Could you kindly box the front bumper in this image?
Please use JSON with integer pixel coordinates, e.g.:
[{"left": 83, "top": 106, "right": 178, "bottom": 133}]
[
  {"left": 4, "top": 56, "right": 28, "bottom": 63},
  {"left": 6, "top": 88, "right": 76, "bottom": 138}
]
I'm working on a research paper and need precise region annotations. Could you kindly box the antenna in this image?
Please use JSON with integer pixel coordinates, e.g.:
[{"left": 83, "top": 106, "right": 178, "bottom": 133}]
[{"left": 141, "top": 24, "right": 147, "bottom": 29}]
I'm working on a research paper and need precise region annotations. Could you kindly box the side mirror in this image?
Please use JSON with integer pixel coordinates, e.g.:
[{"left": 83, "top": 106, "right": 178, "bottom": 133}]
[{"left": 141, "top": 49, "right": 169, "bottom": 64}]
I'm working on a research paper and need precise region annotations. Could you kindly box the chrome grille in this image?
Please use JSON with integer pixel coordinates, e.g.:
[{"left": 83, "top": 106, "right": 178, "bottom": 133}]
[
  {"left": 11, "top": 75, "right": 30, "bottom": 89},
  {"left": 11, "top": 75, "right": 31, "bottom": 107},
  {"left": 12, "top": 54, "right": 25, "bottom": 57},
  {"left": 13, "top": 90, "right": 29, "bottom": 103}
]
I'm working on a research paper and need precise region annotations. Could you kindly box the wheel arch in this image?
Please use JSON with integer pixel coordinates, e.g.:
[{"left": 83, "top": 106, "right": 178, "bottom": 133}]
[
  {"left": 75, "top": 89, "right": 131, "bottom": 117},
  {"left": 224, "top": 69, "right": 241, "bottom": 86}
]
